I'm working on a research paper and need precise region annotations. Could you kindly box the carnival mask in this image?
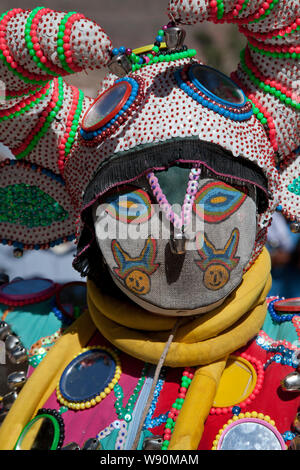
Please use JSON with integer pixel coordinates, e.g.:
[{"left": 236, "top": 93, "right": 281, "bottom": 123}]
[{"left": 93, "top": 168, "right": 258, "bottom": 316}]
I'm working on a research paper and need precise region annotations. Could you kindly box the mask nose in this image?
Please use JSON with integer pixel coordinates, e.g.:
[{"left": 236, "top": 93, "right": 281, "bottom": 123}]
[{"left": 169, "top": 228, "right": 186, "bottom": 255}]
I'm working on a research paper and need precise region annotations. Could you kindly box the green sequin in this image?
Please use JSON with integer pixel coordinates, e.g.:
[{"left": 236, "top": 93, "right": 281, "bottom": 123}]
[
  {"left": 288, "top": 177, "right": 300, "bottom": 195},
  {"left": 0, "top": 183, "right": 68, "bottom": 227}
]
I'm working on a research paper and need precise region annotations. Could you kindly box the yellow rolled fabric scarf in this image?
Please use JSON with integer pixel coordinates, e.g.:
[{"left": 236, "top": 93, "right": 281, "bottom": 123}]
[
  {"left": 88, "top": 247, "right": 272, "bottom": 367},
  {"left": 0, "top": 248, "right": 271, "bottom": 450}
]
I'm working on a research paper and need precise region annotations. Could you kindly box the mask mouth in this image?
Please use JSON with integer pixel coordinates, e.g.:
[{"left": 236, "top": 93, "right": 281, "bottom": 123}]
[{"left": 108, "top": 272, "right": 231, "bottom": 317}]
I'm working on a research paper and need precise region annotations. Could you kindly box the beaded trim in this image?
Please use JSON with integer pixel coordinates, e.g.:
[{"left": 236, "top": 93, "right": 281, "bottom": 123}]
[
  {"left": 268, "top": 298, "right": 300, "bottom": 323},
  {"left": 209, "top": 0, "right": 278, "bottom": 24},
  {"left": 57, "top": 12, "right": 85, "bottom": 74},
  {"left": 111, "top": 24, "right": 197, "bottom": 73},
  {"left": 114, "top": 364, "right": 148, "bottom": 423},
  {"left": 25, "top": 7, "right": 65, "bottom": 77},
  {"left": 0, "top": 80, "right": 52, "bottom": 121},
  {"left": 56, "top": 345, "right": 122, "bottom": 410},
  {"left": 80, "top": 76, "right": 144, "bottom": 146},
  {"left": 29, "top": 328, "right": 64, "bottom": 368},
  {"left": 5, "top": 85, "right": 43, "bottom": 100},
  {"left": 0, "top": 9, "right": 51, "bottom": 85},
  {"left": 231, "top": 71, "right": 278, "bottom": 153},
  {"left": 288, "top": 176, "right": 300, "bottom": 196},
  {"left": 58, "top": 85, "right": 84, "bottom": 174},
  {"left": 161, "top": 368, "right": 195, "bottom": 450},
  {"left": 249, "top": 0, "right": 280, "bottom": 24},
  {"left": 248, "top": 39, "right": 300, "bottom": 60},
  {"left": 12, "top": 77, "right": 64, "bottom": 159},
  {"left": 211, "top": 411, "right": 283, "bottom": 450},
  {"left": 143, "top": 367, "right": 168, "bottom": 429},
  {"left": 175, "top": 65, "right": 253, "bottom": 122},
  {"left": 209, "top": 353, "right": 264, "bottom": 416},
  {"left": 240, "top": 48, "right": 300, "bottom": 111},
  {"left": 146, "top": 166, "right": 201, "bottom": 230},
  {"left": 240, "top": 18, "right": 300, "bottom": 41}
]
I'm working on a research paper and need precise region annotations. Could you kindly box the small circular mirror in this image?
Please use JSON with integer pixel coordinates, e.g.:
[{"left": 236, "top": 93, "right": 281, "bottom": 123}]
[
  {"left": 0, "top": 278, "right": 56, "bottom": 306},
  {"left": 274, "top": 297, "right": 300, "bottom": 313},
  {"left": 189, "top": 64, "right": 246, "bottom": 107},
  {"left": 217, "top": 418, "right": 286, "bottom": 450},
  {"left": 82, "top": 81, "right": 132, "bottom": 132},
  {"left": 57, "top": 346, "right": 121, "bottom": 409},
  {"left": 15, "top": 409, "right": 64, "bottom": 450}
]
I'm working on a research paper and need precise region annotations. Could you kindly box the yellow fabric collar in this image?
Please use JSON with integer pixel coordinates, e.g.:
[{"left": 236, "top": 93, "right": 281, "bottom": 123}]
[{"left": 88, "top": 247, "right": 272, "bottom": 367}]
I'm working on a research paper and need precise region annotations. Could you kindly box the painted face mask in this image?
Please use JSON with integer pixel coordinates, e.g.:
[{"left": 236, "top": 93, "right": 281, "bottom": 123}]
[{"left": 93, "top": 167, "right": 258, "bottom": 316}]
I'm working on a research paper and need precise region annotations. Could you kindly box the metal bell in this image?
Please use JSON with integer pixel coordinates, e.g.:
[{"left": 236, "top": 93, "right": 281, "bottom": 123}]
[
  {"left": 108, "top": 53, "right": 132, "bottom": 78},
  {"left": 61, "top": 442, "right": 81, "bottom": 451},
  {"left": 7, "top": 344, "right": 28, "bottom": 364},
  {"left": 164, "top": 26, "right": 186, "bottom": 51},
  {"left": 293, "top": 412, "right": 300, "bottom": 434},
  {"left": 0, "top": 321, "right": 11, "bottom": 341},
  {"left": 169, "top": 230, "right": 187, "bottom": 255},
  {"left": 7, "top": 370, "right": 27, "bottom": 390},
  {"left": 290, "top": 222, "right": 300, "bottom": 233},
  {"left": 288, "top": 435, "right": 300, "bottom": 450},
  {"left": 81, "top": 438, "right": 102, "bottom": 450},
  {"left": 280, "top": 371, "right": 300, "bottom": 392},
  {"left": 142, "top": 436, "right": 164, "bottom": 450},
  {"left": 5, "top": 334, "right": 21, "bottom": 352}
]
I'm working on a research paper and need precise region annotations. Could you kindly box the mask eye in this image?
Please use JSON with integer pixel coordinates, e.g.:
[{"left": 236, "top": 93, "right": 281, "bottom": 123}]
[
  {"left": 193, "top": 181, "right": 247, "bottom": 223},
  {"left": 175, "top": 64, "right": 253, "bottom": 121},
  {"left": 105, "top": 189, "right": 153, "bottom": 224},
  {"left": 80, "top": 77, "right": 143, "bottom": 143},
  {"left": 189, "top": 64, "right": 246, "bottom": 107}
]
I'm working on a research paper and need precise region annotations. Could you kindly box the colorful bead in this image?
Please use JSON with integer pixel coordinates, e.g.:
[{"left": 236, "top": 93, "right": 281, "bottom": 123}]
[
  {"left": 248, "top": 39, "right": 300, "bottom": 60},
  {"left": 24, "top": 7, "right": 65, "bottom": 77},
  {"left": 175, "top": 65, "right": 253, "bottom": 122},
  {"left": 80, "top": 76, "right": 144, "bottom": 146},
  {"left": 114, "top": 364, "right": 148, "bottom": 422},
  {"left": 268, "top": 298, "right": 299, "bottom": 323},
  {"left": 12, "top": 77, "right": 64, "bottom": 159},
  {"left": 161, "top": 368, "right": 194, "bottom": 450},
  {"left": 0, "top": 9, "right": 51, "bottom": 85},
  {"left": 209, "top": 353, "right": 265, "bottom": 416},
  {"left": 230, "top": 71, "right": 278, "bottom": 153},
  {"left": 240, "top": 48, "right": 300, "bottom": 111},
  {"left": 147, "top": 165, "right": 201, "bottom": 230},
  {"left": 57, "top": 12, "right": 85, "bottom": 74},
  {"left": 288, "top": 176, "right": 300, "bottom": 196},
  {"left": 58, "top": 86, "right": 84, "bottom": 174},
  {"left": 0, "top": 80, "right": 52, "bottom": 121},
  {"left": 143, "top": 368, "right": 168, "bottom": 429},
  {"left": 249, "top": 0, "right": 279, "bottom": 23}
]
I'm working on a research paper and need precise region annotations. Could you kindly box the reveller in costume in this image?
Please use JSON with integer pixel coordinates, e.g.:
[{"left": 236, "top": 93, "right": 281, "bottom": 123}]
[{"left": 0, "top": 0, "right": 299, "bottom": 451}]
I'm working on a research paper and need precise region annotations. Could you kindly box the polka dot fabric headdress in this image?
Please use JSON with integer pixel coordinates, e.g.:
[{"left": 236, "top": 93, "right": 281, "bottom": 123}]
[{"left": 0, "top": 3, "right": 298, "bottom": 259}]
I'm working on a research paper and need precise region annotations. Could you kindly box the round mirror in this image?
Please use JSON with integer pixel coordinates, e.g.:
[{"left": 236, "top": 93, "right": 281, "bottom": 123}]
[
  {"left": 82, "top": 81, "right": 132, "bottom": 132},
  {"left": 189, "top": 64, "right": 246, "bottom": 107},
  {"left": 0, "top": 278, "right": 56, "bottom": 306},
  {"left": 274, "top": 297, "right": 300, "bottom": 313},
  {"left": 57, "top": 346, "right": 121, "bottom": 409},
  {"left": 15, "top": 409, "right": 64, "bottom": 450},
  {"left": 56, "top": 281, "right": 87, "bottom": 320},
  {"left": 217, "top": 418, "right": 286, "bottom": 450}
]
